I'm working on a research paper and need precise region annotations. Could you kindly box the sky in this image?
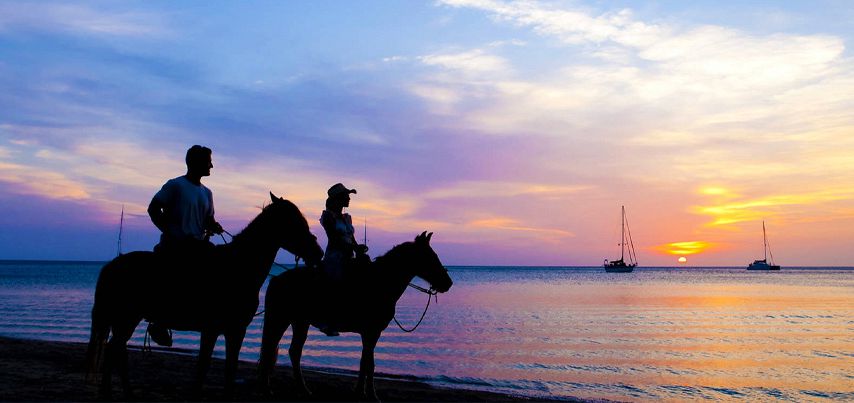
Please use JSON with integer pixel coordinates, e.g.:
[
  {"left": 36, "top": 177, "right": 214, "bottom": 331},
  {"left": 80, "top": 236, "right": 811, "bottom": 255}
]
[{"left": 0, "top": 0, "right": 853, "bottom": 266}]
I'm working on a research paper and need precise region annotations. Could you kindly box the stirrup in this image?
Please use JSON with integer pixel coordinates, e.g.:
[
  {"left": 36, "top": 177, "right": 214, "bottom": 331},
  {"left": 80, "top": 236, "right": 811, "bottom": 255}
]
[{"left": 147, "top": 322, "right": 173, "bottom": 347}]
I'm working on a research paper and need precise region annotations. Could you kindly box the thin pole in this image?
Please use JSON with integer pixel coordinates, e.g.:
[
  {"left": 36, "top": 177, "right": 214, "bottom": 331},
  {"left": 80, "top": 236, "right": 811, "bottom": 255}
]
[
  {"left": 117, "top": 205, "right": 124, "bottom": 257},
  {"left": 621, "top": 205, "right": 625, "bottom": 261},
  {"left": 762, "top": 221, "right": 768, "bottom": 261}
]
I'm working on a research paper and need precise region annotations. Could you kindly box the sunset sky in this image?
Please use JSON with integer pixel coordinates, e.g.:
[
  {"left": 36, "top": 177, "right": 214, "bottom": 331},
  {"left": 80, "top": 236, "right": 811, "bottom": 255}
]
[{"left": 1, "top": 1, "right": 852, "bottom": 266}]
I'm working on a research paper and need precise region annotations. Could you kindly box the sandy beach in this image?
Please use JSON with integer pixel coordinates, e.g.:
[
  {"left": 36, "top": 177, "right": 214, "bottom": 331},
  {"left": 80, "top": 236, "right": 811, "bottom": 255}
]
[{"left": 0, "top": 336, "right": 585, "bottom": 402}]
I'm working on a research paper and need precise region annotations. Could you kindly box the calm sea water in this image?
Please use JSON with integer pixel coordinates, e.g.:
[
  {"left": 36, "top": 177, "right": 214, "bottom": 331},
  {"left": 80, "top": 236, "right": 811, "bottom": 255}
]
[{"left": 0, "top": 261, "right": 851, "bottom": 402}]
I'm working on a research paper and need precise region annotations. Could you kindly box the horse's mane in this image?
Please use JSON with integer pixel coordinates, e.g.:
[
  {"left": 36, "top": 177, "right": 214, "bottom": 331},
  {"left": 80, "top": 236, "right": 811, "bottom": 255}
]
[
  {"left": 230, "top": 199, "right": 303, "bottom": 244},
  {"left": 373, "top": 241, "right": 416, "bottom": 266}
]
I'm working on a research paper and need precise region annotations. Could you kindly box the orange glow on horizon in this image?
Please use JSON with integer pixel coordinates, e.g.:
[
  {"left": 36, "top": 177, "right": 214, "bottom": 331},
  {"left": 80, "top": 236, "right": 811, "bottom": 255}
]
[{"left": 656, "top": 241, "right": 711, "bottom": 255}]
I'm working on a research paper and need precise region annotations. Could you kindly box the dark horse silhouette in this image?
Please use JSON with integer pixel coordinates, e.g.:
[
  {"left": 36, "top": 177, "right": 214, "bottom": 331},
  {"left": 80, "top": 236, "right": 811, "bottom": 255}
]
[
  {"left": 85, "top": 193, "right": 323, "bottom": 398},
  {"left": 257, "top": 231, "right": 453, "bottom": 401}
]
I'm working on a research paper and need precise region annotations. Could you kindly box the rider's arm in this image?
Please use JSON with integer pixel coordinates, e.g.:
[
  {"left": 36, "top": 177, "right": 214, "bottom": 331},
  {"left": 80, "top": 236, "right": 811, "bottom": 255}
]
[
  {"left": 205, "top": 188, "right": 222, "bottom": 235},
  {"left": 320, "top": 210, "right": 336, "bottom": 236},
  {"left": 147, "top": 197, "right": 167, "bottom": 233},
  {"left": 205, "top": 215, "right": 224, "bottom": 235}
]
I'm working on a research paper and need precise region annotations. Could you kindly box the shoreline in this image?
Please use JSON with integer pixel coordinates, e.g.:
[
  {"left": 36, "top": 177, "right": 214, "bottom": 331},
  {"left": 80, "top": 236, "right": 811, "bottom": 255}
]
[
  {"left": 0, "top": 336, "right": 592, "bottom": 402},
  {"left": 2, "top": 260, "right": 854, "bottom": 269}
]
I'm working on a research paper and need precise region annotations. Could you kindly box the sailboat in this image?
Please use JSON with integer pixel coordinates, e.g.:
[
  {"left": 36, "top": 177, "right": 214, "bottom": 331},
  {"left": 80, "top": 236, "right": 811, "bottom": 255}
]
[
  {"left": 604, "top": 205, "right": 637, "bottom": 273},
  {"left": 747, "top": 221, "right": 780, "bottom": 270}
]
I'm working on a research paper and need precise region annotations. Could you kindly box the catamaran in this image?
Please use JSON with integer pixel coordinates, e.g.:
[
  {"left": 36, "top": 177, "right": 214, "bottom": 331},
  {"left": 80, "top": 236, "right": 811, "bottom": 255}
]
[
  {"left": 604, "top": 205, "right": 637, "bottom": 273},
  {"left": 748, "top": 221, "right": 780, "bottom": 270}
]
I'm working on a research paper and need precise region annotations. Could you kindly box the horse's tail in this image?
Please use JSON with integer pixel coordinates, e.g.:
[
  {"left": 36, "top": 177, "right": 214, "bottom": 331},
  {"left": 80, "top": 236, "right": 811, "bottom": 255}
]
[{"left": 85, "top": 259, "right": 115, "bottom": 383}]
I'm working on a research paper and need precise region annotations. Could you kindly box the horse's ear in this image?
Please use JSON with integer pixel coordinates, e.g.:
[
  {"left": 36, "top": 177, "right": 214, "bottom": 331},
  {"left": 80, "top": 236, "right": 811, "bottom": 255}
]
[
  {"left": 416, "top": 231, "right": 428, "bottom": 244},
  {"left": 270, "top": 192, "right": 278, "bottom": 203},
  {"left": 426, "top": 232, "right": 433, "bottom": 243}
]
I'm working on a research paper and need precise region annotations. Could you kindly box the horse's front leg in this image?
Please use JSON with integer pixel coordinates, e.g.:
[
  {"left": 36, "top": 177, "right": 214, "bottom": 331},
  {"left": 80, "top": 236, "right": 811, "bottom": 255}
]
[
  {"left": 257, "top": 316, "right": 289, "bottom": 395},
  {"left": 104, "top": 321, "right": 137, "bottom": 400},
  {"left": 223, "top": 327, "right": 247, "bottom": 398},
  {"left": 194, "top": 330, "right": 218, "bottom": 397},
  {"left": 356, "top": 331, "right": 381, "bottom": 402},
  {"left": 289, "top": 322, "right": 312, "bottom": 397},
  {"left": 100, "top": 336, "right": 122, "bottom": 399}
]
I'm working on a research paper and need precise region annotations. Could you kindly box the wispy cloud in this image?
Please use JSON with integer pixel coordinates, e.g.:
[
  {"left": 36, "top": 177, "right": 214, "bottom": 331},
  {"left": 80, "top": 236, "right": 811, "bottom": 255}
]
[
  {"left": 469, "top": 216, "right": 574, "bottom": 238},
  {"left": 432, "top": 0, "right": 850, "bottom": 117},
  {"left": 425, "top": 181, "right": 590, "bottom": 199},
  {"left": 0, "top": 161, "right": 90, "bottom": 200},
  {"left": 419, "top": 49, "right": 512, "bottom": 76},
  {"left": 693, "top": 186, "right": 854, "bottom": 226},
  {"left": 0, "top": 2, "right": 169, "bottom": 37},
  {"left": 425, "top": 0, "right": 854, "bottom": 181},
  {"left": 440, "top": 0, "right": 663, "bottom": 46}
]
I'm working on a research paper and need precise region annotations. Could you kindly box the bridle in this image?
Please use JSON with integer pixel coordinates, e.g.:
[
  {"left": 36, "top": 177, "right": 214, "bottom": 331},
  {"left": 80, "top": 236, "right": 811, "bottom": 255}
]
[{"left": 393, "top": 282, "right": 439, "bottom": 333}]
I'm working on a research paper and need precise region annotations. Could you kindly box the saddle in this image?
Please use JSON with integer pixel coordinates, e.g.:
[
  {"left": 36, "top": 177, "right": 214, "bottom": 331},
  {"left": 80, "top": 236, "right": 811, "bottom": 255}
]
[
  {"left": 310, "top": 254, "right": 372, "bottom": 335},
  {"left": 147, "top": 240, "right": 223, "bottom": 323}
]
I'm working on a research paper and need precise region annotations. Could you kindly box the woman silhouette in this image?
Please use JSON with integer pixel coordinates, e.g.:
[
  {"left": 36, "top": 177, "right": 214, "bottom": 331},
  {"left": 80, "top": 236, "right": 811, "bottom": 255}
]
[
  {"left": 320, "top": 183, "right": 368, "bottom": 282},
  {"left": 316, "top": 183, "right": 369, "bottom": 336}
]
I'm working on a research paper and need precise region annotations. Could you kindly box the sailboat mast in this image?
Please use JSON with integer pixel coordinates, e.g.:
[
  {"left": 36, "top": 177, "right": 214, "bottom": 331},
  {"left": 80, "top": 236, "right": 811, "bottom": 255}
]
[
  {"left": 762, "top": 220, "right": 768, "bottom": 261},
  {"left": 116, "top": 205, "right": 124, "bottom": 257},
  {"left": 621, "top": 205, "right": 625, "bottom": 261}
]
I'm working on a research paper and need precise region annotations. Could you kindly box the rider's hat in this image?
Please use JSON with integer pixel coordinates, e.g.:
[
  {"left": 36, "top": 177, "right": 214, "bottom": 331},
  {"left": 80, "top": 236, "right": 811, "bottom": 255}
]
[{"left": 327, "top": 183, "right": 357, "bottom": 198}]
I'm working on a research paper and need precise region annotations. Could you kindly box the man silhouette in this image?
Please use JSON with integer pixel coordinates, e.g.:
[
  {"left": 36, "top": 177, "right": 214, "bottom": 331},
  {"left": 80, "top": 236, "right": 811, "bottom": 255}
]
[{"left": 145, "top": 145, "right": 224, "bottom": 346}]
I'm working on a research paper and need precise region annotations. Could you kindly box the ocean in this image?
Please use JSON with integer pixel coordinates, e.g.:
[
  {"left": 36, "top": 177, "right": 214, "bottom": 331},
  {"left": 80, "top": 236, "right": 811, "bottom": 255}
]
[{"left": 0, "top": 261, "right": 851, "bottom": 402}]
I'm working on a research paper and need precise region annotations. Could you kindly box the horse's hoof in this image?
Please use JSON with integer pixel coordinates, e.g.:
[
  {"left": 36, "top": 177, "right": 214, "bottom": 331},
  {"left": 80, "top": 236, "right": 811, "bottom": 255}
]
[
  {"left": 296, "top": 387, "right": 313, "bottom": 398},
  {"left": 223, "top": 386, "right": 235, "bottom": 400},
  {"left": 358, "top": 394, "right": 381, "bottom": 402},
  {"left": 255, "top": 383, "right": 273, "bottom": 397},
  {"left": 188, "top": 386, "right": 204, "bottom": 401},
  {"left": 354, "top": 389, "right": 380, "bottom": 402}
]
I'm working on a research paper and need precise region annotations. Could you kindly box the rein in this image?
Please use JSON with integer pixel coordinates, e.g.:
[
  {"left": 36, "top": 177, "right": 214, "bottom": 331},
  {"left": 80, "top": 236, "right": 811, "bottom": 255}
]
[
  {"left": 393, "top": 283, "right": 438, "bottom": 333},
  {"left": 254, "top": 257, "right": 302, "bottom": 317},
  {"left": 219, "top": 228, "right": 303, "bottom": 318},
  {"left": 218, "top": 229, "right": 234, "bottom": 244}
]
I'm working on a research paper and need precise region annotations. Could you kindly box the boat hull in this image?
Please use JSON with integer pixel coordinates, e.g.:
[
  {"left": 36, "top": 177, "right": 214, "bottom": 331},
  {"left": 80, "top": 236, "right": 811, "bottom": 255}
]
[
  {"left": 604, "top": 262, "right": 636, "bottom": 273},
  {"left": 748, "top": 260, "right": 780, "bottom": 270}
]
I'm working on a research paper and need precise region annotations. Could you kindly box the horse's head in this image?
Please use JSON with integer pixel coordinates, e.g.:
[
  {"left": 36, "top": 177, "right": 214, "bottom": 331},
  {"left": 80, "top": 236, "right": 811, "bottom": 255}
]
[
  {"left": 411, "top": 231, "right": 453, "bottom": 293},
  {"left": 268, "top": 192, "right": 324, "bottom": 266}
]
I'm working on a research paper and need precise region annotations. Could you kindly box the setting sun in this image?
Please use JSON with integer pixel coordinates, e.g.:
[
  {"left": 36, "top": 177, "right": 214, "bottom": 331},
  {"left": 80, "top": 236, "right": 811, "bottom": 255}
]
[{"left": 678, "top": 257, "right": 688, "bottom": 264}]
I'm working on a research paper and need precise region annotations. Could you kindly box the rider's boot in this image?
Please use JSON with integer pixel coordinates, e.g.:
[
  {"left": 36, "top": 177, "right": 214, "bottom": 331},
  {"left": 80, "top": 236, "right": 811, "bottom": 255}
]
[{"left": 147, "top": 322, "right": 173, "bottom": 347}]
